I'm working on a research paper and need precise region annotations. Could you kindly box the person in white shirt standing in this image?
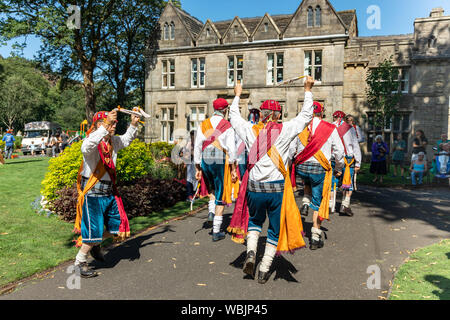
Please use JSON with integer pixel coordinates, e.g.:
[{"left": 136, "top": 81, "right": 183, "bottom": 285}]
[
  {"left": 290, "top": 103, "right": 345, "bottom": 250},
  {"left": 73, "top": 109, "right": 139, "bottom": 278},
  {"left": 194, "top": 98, "right": 238, "bottom": 242},
  {"left": 330, "top": 112, "right": 362, "bottom": 216}
]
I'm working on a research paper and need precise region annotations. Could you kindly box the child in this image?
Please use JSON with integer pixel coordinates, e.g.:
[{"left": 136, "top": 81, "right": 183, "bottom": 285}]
[
  {"left": 30, "top": 141, "right": 36, "bottom": 156},
  {"left": 410, "top": 152, "right": 427, "bottom": 186},
  {"left": 41, "top": 138, "right": 47, "bottom": 156}
]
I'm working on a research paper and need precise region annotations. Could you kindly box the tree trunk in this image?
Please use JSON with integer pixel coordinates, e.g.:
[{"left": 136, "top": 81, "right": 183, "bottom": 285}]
[{"left": 82, "top": 67, "right": 96, "bottom": 126}]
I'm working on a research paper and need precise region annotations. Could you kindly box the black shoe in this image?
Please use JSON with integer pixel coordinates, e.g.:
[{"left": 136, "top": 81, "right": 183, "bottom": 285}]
[
  {"left": 310, "top": 238, "right": 324, "bottom": 250},
  {"left": 243, "top": 251, "right": 256, "bottom": 277},
  {"left": 301, "top": 204, "right": 309, "bottom": 216},
  {"left": 212, "top": 232, "right": 226, "bottom": 242},
  {"left": 77, "top": 262, "right": 98, "bottom": 278},
  {"left": 257, "top": 270, "right": 270, "bottom": 284},
  {"left": 341, "top": 206, "right": 354, "bottom": 217},
  {"left": 90, "top": 245, "right": 106, "bottom": 262}
]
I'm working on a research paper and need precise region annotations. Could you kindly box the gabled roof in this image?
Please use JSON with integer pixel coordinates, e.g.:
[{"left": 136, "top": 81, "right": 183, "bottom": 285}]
[
  {"left": 283, "top": 0, "right": 348, "bottom": 34},
  {"left": 196, "top": 19, "right": 221, "bottom": 41},
  {"left": 221, "top": 16, "right": 251, "bottom": 39},
  {"left": 250, "top": 13, "right": 282, "bottom": 38},
  {"left": 163, "top": 1, "right": 204, "bottom": 41},
  {"left": 337, "top": 10, "right": 356, "bottom": 29}
]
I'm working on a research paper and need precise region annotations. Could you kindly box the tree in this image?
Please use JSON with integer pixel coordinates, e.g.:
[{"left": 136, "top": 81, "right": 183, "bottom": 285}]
[
  {"left": 0, "top": 0, "right": 180, "bottom": 125},
  {"left": 366, "top": 57, "right": 402, "bottom": 129}
]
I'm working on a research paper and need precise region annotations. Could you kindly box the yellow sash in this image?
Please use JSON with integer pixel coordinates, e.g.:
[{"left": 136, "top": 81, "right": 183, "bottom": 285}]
[
  {"left": 342, "top": 157, "right": 355, "bottom": 187},
  {"left": 267, "top": 147, "right": 306, "bottom": 253},
  {"left": 201, "top": 119, "right": 233, "bottom": 204},
  {"left": 299, "top": 128, "right": 332, "bottom": 221}
]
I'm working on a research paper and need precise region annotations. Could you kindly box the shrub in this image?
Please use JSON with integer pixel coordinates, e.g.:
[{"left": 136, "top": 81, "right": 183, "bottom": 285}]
[
  {"left": 116, "top": 139, "right": 154, "bottom": 182},
  {"left": 0, "top": 136, "right": 21, "bottom": 150},
  {"left": 148, "top": 141, "right": 174, "bottom": 160},
  {"left": 0, "top": 140, "right": 4, "bottom": 150},
  {"left": 50, "top": 176, "right": 186, "bottom": 221}
]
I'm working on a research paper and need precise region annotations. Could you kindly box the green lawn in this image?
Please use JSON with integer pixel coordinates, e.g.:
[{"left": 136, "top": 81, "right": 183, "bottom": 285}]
[
  {"left": 389, "top": 239, "right": 450, "bottom": 300},
  {"left": 357, "top": 162, "right": 431, "bottom": 186},
  {"left": 0, "top": 157, "right": 207, "bottom": 288}
]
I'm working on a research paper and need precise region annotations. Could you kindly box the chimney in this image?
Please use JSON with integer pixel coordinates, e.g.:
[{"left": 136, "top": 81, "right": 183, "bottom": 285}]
[{"left": 430, "top": 7, "right": 444, "bottom": 18}]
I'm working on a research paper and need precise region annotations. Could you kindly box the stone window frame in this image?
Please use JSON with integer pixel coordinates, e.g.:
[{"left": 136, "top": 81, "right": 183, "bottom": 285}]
[
  {"left": 187, "top": 104, "right": 207, "bottom": 132},
  {"left": 160, "top": 105, "right": 176, "bottom": 143},
  {"left": 227, "top": 55, "right": 244, "bottom": 87},
  {"left": 366, "top": 112, "right": 412, "bottom": 154},
  {"left": 304, "top": 50, "right": 323, "bottom": 82},
  {"left": 162, "top": 59, "right": 176, "bottom": 89},
  {"left": 315, "top": 6, "right": 322, "bottom": 27},
  {"left": 266, "top": 52, "right": 284, "bottom": 86},
  {"left": 163, "top": 22, "right": 169, "bottom": 40},
  {"left": 307, "top": 6, "right": 314, "bottom": 28},
  {"left": 191, "top": 57, "right": 206, "bottom": 88}
]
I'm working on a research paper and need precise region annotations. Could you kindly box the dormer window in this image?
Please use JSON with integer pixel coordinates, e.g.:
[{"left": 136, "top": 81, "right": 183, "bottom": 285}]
[
  {"left": 170, "top": 21, "right": 175, "bottom": 40},
  {"left": 164, "top": 22, "right": 169, "bottom": 40},
  {"left": 307, "top": 7, "right": 314, "bottom": 27},
  {"left": 315, "top": 6, "right": 321, "bottom": 27},
  {"left": 206, "top": 28, "right": 211, "bottom": 38}
]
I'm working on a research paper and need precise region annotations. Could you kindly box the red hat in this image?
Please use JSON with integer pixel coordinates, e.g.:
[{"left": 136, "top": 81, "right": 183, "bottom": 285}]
[
  {"left": 92, "top": 111, "right": 108, "bottom": 123},
  {"left": 6, "top": 129, "right": 13, "bottom": 133},
  {"left": 313, "top": 101, "right": 324, "bottom": 114},
  {"left": 333, "top": 111, "right": 346, "bottom": 118},
  {"left": 213, "top": 98, "right": 229, "bottom": 111},
  {"left": 260, "top": 100, "right": 282, "bottom": 112}
]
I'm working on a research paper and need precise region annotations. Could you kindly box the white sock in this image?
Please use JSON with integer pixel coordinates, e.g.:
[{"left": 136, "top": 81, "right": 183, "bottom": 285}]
[
  {"left": 311, "top": 227, "right": 322, "bottom": 241},
  {"left": 208, "top": 199, "right": 216, "bottom": 214},
  {"left": 259, "top": 244, "right": 277, "bottom": 273},
  {"left": 213, "top": 215, "right": 223, "bottom": 234},
  {"left": 247, "top": 231, "right": 260, "bottom": 253},
  {"left": 75, "top": 251, "right": 88, "bottom": 266},
  {"left": 342, "top": 196, "right": 351, "bottom": 208},
  {"left": 302, "top": 195, "right": 311, "bottom": 206}
]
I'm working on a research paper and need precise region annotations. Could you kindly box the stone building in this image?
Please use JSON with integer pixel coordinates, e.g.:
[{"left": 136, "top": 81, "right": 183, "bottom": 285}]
[{"left": 145, "top": 0, "right": 449, "bottom": 158}]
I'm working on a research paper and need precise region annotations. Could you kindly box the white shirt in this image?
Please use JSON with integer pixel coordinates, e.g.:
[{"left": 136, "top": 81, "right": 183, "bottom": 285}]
[
  {"left": 332, "top": 120, "right": 362, "bottom": 168},
  {"left": 194, "top": 115, "right": 237, "bottom": 164},
  {"left": 230, "top": 92, "right": 314, "bottom": 183},
  {"left": 289, "top": 117, "right": 345, "bottom": 171},
  {"left": 80, "top": 125, "right": 138, "bottom": 181}
]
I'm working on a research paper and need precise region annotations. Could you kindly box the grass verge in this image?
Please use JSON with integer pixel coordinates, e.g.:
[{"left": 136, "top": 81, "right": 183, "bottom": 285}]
[{"left": 389, "top": 239, "right": 450, "bottom": 300}]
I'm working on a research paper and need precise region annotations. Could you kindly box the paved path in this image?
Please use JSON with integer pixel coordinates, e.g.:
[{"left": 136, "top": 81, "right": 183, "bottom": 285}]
[{"left": 1, "top": 186, "right": 449, "bottom": 300}]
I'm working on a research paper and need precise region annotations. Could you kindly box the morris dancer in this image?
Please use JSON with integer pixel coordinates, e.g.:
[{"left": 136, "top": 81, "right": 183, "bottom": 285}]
[
  {"left": 73, "top": 109, "right": 139, "bottom": 278},
  {"left": 228, "top": 77, "right": 315, "bottom": 284},
  {"left": 290, "top": 102, "right": 344, "bottom": 250},
  {"left": 334, "top": 114, "right": 362, "bottom": 216},
  {"left": 194, "top": 99, "right": 237, "bottom": 241}
]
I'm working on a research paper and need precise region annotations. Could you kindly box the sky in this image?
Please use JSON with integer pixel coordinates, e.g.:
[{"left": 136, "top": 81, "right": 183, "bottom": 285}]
[{"left": 0, "top": 0, "right": 449, "bottom": 60}]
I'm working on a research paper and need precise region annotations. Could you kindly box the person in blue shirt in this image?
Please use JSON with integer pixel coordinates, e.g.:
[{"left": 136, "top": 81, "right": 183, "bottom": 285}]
[
  {"left": 2, "top": 129, "right": 16, "bottom": 159},
  {"left": 410, "top": 152, "right": 427, "bottom": 186},
  {"left": 370, "top": 135, "right": 389, "bottom": 184}
]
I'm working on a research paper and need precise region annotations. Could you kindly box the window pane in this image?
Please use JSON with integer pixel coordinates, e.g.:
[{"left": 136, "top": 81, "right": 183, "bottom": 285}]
[
  {"left": 267, "top": 53, "right": 274, "bottom": 69},
  {"left": 393, "top": 115, "right": 401, "bottom": 131},
  {"left": 162, "top": 122, "right": 167, "bottom": 141},
  {"left": 170, "top": 22, "right": 175, "bottom": 40},
  {"left": 169, "top": 108, "right": 174, "bottom": 120},
  {"left": 192, "top": 59, "right": 197, "bottom": 72},
  {"left": 307, "top": 7, "right": 313, "bottom": 27},
  {"left": 228, "top": 56, "right": 234, "bottom": 69},
  {"left": 163, "top": 75, "right": 168, "bottom": 87},
  {"left": 200, "top": 72, "right": 205, "bottom": 86},
  {"left": 237, "top": 69, "right": 243, "bottom": 82},
  {"left": 277, "top": 68, "right": 283, "bottom": 83},
  {"left": 200, "top": 58, "right": 205, "bottom": 71},
  {"left": 314, "top": 66, "right": 322, "bottom": 81},
  {"left": 162, "top": 61, "right": 167, "bottom": 73},
  {"left": 264, "top": 23, "right": 269, "bottom": 32},
  {"left": 170, "top": 74, "right": 175, "bottom": 87},
  {"left": 162, "top": 108, "right": 168, "bottom": 120},
  {"left": 304, "top": 51, "right": 312, "bottom": 67},
  {"left": 315, "top": 7, "right": 321, "bottom": 26},
  {"left": 315, "top": 51, "right": 322, "bottom": 65},
  {"left": 191, "top": 107, "right": 197, "bottom": 121},
  {"left": 170, "top": 60, "right": 175, "bottom": 72},
  {"left": 402, "top": 114, "right": 410, "bottom": 131},
  {"left": 192, "top": 72, "right": 198, "bottom": 87},
  {"left": 237, "top": 56, "right": 243, "bottom": 69},
  {"left": 228, "top": 70, "right": 234, "bottom": 86},
  {"left": 277, "top": 53, "right": 284, "bottom": 67},
  {"left": 169, "top": 122, "right": 174, "bottom": 142},
  {"left": 267, "top": 69, "right": 274, "bottom": 85}
]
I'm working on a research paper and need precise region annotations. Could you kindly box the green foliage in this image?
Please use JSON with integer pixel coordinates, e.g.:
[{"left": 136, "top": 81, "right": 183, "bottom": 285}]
[
  {"left": 149, "top": 141, "right": 175, "bottom": 160},
  {"left": 41, "top": 139, "right": 156, "bottom": 200},
  {"left": 366, "top": 57, "right": 402, "bottom": 129},
  {"left": 0, "top": 139, "right": 4, "bottom": 150},
  {"left": 41, "top": 141, "right": 83, "bottom": 201},
  {"left": 14, "top": 135, "right": 22, "bottom": 150},
  {"left": 116, "top": 139, "right": 155, "bottom": 182}
]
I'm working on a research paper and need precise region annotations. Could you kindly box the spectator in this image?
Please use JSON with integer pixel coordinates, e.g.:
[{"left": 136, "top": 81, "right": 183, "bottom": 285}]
[
  {"left": 370, "top": 135, "right": 389, "bottom": 183},
  {"left": 60, "top": 131, "right": 69, "bottom": 152},
  {"left": 183, "top": 130, "right": 197, "bottom": 201},
  {"left": 436, "top": 133, "right": 449, "bottom": 152},
  {"left": 30, "top": 140, "right": 36, "bottom": 156},
  {"left": 410, "top": 152, "right": 427, "bottom": 187},
  {"left": 411, "top": 130, "right": 428, "bottom": 162},
  {"left": 392, "top": 133, "right": 406, "bottom": 179},
  {"left": 40, "top": 138, "right": 47, "bottom": 156},
  {"left": 2, "top": 129, "right": 15, "bottom": 159},
  {"left": 50, "top": 135, "right": 58, "bottom": 157},
  {"left": 346, "top": 115, "right": 365, "bottom": 144}
]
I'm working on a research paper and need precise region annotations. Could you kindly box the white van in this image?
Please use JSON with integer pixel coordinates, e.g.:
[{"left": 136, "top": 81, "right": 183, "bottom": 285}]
[{"left": 21, "top": 122, "right": 62, "bottom": 155}]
